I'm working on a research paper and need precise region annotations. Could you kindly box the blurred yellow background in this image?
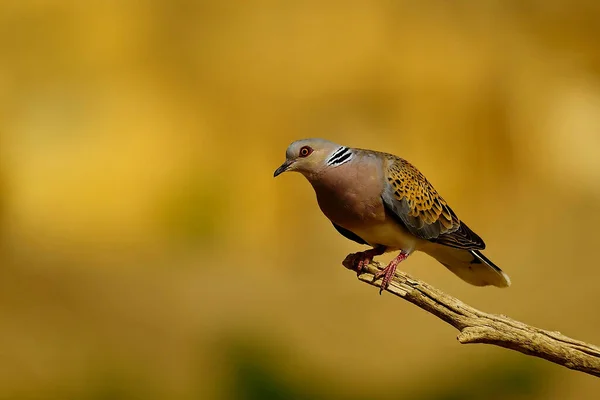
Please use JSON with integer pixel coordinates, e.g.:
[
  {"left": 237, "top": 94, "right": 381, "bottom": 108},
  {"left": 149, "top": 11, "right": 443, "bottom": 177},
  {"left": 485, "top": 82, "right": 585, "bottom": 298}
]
[{"left": 1, "top": 1, "right": 599, "bottom": 399}]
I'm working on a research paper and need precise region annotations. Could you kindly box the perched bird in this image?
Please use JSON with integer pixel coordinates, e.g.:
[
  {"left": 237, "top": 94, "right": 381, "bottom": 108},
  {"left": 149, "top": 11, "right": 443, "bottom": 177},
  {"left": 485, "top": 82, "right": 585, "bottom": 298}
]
[{"left": 274, "top": 138, "right": 510, "bottom": 293}]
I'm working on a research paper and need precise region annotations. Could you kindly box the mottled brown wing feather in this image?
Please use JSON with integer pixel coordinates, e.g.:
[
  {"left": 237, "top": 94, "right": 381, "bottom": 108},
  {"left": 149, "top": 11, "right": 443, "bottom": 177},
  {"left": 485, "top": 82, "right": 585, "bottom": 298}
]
[{"left": 380, "top": 154, "right": 485, "bottom": 250}]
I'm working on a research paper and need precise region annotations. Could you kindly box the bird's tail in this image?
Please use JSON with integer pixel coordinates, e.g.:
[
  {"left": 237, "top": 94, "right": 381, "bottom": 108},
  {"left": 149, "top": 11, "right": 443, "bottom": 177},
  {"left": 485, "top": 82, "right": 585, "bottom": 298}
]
[{"left": 425, "top": 245, "right": 511, "bottom": 288}]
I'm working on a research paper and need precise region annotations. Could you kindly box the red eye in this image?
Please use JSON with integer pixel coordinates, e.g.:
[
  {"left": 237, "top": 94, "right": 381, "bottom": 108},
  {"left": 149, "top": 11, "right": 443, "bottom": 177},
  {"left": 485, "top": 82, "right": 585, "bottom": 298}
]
[{"left": 299, "top": 146, "right": 313, "bottom": 157}]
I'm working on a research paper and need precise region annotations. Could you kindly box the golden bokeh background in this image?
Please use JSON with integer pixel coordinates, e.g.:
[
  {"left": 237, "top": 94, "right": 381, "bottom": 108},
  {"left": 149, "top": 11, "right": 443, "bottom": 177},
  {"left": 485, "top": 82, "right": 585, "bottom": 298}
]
[{"left": 1, "top": 1, "right": 599, "bottom": 399}]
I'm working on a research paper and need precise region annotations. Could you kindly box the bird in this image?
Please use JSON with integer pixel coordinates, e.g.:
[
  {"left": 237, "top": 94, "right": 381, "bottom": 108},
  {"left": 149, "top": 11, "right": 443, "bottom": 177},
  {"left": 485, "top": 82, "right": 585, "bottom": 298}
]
[{"left": 273, "top": 138, "right": 510, "bottom": 293}]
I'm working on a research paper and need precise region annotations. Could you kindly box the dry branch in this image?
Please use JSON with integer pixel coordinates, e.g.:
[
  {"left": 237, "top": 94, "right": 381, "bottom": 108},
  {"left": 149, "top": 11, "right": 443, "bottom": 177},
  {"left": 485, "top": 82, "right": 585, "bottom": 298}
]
[{"left": 354, "top": 262, "right": 600, "bottom": 378}]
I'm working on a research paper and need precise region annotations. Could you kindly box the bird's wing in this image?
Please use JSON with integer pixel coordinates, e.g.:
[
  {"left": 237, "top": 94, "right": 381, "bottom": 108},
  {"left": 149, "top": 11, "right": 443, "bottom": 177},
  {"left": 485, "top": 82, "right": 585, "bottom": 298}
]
[{"left": 380, "top": 155, "right": 485, "bottom": 250}]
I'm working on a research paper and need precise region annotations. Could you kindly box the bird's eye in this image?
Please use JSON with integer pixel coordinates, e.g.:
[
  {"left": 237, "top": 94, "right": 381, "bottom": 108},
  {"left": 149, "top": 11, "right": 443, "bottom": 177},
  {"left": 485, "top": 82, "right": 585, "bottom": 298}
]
[{"left": 299, "top": 146, "right": 313, "bottom": 158}]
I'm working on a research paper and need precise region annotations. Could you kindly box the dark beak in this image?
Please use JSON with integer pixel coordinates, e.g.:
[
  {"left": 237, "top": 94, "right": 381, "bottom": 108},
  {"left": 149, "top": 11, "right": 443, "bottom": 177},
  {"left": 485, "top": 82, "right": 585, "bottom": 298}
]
[{"left": 274, "top": 160, "right": 293, "bottom": 177}]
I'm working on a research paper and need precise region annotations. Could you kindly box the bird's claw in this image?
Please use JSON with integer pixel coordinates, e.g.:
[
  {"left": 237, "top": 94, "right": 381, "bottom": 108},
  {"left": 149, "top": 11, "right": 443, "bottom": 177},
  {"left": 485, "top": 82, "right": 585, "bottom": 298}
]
[
  {"left": 342, "top": 252, "right": 373, "bottom": 275},
  {"left": 372, "top": 251, "right": 408, "bottom": 294},
  {"left": 343, "top": 247, "right": 387, "bottom": 276},
  {"left": 373, "top": 264, "right": 397, "bottom": 294}
]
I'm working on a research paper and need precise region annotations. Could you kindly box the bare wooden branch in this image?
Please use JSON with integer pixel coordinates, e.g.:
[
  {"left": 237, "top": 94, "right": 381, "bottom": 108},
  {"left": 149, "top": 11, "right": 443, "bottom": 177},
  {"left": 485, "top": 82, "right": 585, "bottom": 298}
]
[{"left": 354, "top": 262, "right": 600, "bottom": 378}]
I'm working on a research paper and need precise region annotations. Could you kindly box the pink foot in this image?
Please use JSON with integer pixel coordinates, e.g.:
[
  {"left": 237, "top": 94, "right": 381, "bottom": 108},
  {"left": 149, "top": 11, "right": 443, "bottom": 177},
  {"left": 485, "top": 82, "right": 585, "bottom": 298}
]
[
  {"left": 373, "top": 251, "right": 409, "bottom": 294},
  {"left": 342, "top": 246, "right": 386, "bottom": 275}
]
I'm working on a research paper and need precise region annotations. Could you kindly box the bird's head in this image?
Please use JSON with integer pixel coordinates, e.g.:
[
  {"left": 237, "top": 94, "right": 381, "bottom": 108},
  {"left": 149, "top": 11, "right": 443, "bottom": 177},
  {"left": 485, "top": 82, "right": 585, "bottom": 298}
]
[{"left": 273, "top": 138, "right": 344, "bottom": 178}]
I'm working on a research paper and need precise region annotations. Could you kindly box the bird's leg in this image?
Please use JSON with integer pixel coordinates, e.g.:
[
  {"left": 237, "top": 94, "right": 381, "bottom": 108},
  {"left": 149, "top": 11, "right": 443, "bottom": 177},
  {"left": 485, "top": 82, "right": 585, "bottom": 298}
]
[
  {"left": 342, "top": 246, "right": 386, "bottom": 275},
  {"left": 373, "top": 251, "right": 409, "bottom": 294}
]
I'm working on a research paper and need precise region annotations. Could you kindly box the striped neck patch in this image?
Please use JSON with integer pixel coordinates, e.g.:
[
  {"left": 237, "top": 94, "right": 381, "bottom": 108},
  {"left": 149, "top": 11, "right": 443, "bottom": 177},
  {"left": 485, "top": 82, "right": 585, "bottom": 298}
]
[{"left": 327, "top": 146, "right": 353, "bottom": 166}]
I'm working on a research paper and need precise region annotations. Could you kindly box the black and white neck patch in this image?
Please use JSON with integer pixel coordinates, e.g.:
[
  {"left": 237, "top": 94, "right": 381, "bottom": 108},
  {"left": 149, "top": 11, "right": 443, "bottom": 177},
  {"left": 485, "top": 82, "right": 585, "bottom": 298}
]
[{"left": 327, "top": 147, "right": 353, "bottom": 166}]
